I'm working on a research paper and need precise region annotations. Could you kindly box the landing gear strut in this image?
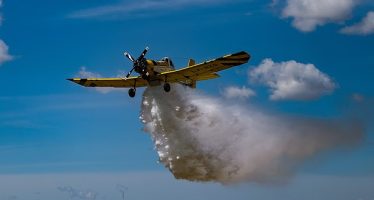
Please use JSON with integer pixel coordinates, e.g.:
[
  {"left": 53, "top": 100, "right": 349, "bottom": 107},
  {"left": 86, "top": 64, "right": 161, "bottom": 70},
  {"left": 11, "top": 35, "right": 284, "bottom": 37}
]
[
  {"left": 163, "top": 83, "right": 171, "bottom": 92},
  {"left": 128, "top": 88, "right": 136, "bottom": 98}
]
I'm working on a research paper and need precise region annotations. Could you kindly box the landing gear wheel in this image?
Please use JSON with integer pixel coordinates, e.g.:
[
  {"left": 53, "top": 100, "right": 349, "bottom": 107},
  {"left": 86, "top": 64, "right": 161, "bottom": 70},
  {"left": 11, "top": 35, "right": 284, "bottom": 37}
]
[
  {"left": 163, "top": 83, "right": 171, "bottom": 92},
  {"left": 128, "top": 88, "right": 136, "bottom": 98}
]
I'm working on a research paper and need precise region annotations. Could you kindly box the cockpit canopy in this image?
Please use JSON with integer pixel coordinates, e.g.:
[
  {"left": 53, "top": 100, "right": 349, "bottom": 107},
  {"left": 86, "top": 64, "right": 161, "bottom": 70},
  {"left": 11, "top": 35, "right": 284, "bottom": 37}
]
[{"left": 161, "top": 57, "right": 175, "bottom": 69}]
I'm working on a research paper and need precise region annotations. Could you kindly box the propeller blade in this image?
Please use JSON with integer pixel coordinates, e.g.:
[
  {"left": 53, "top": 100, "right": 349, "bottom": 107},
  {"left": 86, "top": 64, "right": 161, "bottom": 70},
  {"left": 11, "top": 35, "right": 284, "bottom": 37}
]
[
  {"left": 125, "top": 66, "right": 136, "bottom": 78},
  {"left": 138, "top": 46, "right": 149, "bottom": 60},
  {"left": 124, "top": 52, "right": 135, "bottom": 62}
]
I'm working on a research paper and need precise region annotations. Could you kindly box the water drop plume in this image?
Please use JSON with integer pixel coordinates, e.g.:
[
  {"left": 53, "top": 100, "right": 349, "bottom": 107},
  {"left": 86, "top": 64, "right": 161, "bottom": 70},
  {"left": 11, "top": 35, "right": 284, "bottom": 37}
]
[{"left": 140, "top": 85, "right": 364, "bottom": 184}]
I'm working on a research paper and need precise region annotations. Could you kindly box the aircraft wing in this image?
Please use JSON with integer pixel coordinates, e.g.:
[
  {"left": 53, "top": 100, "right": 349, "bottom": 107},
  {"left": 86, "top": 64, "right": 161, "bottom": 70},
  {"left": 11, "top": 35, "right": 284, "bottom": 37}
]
[
  {"left": 68, "top": 51, "right": 250, "bottom": 88},
  {"left": 159, "top": 51, "right": 250, "bottom": 83},
  {"left": 67, "top": 76, "right": 148, "bottom": 88}
]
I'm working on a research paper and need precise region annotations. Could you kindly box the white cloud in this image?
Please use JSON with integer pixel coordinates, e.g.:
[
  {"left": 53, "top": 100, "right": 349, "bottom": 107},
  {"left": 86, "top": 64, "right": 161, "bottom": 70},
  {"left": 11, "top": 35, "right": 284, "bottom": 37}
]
[
  {"left": 282, "top": 0, "right": 356, "bottom": 32},
  {"left": 0, "top": 1, "right": 12, "bottom": 65},
  {"left": 68, "top": 0, "right": 240, "bottom": 19},
  {"left": 77, "top": 67, "right": 123, "bottom": 94},
  {"left": 340, "top": 11, "right": 374, "bottom": 35},
  {"left": 249, "top": 59, "right": 336, "bottom": 101},
  {"left": 0, "top": 39, "right": 12, "bottom": 65},
  {"left": 222, "top": 86, "right": 255, "bottom": 100}
]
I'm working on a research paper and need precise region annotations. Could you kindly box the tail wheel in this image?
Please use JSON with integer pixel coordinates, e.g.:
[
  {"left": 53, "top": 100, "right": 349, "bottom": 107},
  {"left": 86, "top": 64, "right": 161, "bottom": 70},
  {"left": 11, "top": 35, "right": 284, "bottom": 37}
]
[
  {"left": 128, "top": 88, "right": 136, "bottom": 97},
  {"left": 163, "top": 83, "right": 171, "bottom": 92}
]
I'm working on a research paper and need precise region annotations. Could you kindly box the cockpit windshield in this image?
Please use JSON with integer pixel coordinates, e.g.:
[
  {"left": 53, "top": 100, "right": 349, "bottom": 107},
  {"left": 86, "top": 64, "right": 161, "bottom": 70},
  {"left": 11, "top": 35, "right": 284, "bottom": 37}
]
[{"left": 161, "top": 57, "right": 175, "bottom": 69}]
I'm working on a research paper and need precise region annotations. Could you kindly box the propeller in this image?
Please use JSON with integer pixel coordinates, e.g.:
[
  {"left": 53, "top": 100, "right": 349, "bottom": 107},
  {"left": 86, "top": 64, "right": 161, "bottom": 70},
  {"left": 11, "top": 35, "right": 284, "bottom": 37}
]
[
  {"left": 138, "top": 46, "right": 149, "bottom": 61},
  {"left": 124, "top": 52, "right": 135, "bottom": 62},
  {"left": 123, "top": 47, "right": 149, "bottom": 78},
  {"left": 125, "top": 66, "right": 136, "bottom": 78}
]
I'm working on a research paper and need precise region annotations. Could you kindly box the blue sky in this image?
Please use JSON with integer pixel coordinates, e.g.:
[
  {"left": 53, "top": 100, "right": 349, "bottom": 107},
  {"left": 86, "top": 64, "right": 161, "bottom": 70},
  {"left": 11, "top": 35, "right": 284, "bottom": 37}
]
[{"left": 0, "top": 0, "right": 373, "bottom": 199}]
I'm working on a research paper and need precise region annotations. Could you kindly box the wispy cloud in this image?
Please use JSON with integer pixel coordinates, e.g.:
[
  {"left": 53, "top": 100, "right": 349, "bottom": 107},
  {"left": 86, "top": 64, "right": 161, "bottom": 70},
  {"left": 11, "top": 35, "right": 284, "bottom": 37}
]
[
  {"left": 340, "top": 11, "right": 374, "bottom": 35},
  {"left": 68, "top": 0, "right": 241, "bottom": 19},
  {"left": 221, "top": 86, "right": 256, "bottom": 100},
  {"left": 0, "top": 119, "right": 48, "bottom": 129},
  {"left": 58, "top": 186, "right": 98, "bottom": 200},
  {"left": 77, "top": 67, "right": 125, "bottom": 94}
]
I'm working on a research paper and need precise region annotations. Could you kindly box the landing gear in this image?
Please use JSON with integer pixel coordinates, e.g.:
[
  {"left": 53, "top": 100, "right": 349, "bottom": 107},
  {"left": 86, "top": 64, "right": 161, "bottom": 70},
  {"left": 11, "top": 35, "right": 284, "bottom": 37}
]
[
  {"left": 163, "top": 83, "right": 171, "bottom": 92},
  {"left": 128, "top": 88, "right": 136, "bottom": 98}
]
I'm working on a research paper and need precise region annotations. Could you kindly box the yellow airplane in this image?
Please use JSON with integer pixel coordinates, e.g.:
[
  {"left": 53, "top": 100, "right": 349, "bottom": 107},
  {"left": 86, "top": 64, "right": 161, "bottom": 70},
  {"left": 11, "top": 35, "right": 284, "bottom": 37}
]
[{"left": 68, "top": 47, "right": 251, "bottom": 97}]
